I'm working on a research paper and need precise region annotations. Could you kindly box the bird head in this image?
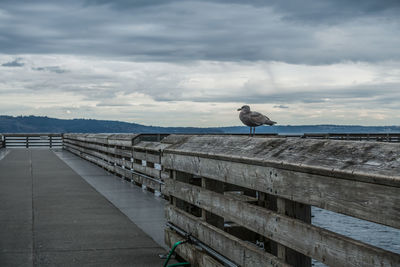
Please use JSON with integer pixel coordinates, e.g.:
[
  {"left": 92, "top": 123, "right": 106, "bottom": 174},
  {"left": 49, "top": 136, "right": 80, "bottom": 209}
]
[{"left": 237, "top": 105, "right": 250, "bottom": 112}]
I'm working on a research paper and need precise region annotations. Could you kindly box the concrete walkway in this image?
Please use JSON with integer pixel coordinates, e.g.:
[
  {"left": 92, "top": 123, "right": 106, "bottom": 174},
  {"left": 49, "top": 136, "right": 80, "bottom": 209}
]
[
  {"left": 0, "top": 149, "right": 168, "bottom": 266},
  {"left": 54, "top": 150, "right": 168, "bottom": 250}
]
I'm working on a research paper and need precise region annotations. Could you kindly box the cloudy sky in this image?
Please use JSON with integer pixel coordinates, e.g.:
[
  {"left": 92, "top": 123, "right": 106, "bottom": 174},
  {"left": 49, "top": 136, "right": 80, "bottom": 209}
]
[{"left": 1, "top": 0, "right": 399, "bottom": 126}]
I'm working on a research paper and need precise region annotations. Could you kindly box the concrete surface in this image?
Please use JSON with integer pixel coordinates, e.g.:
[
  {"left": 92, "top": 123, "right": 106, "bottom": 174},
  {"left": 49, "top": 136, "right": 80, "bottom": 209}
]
[
  {"left": 54, "top": 150, "right": 168, "bottom": 249},
  {"left": 0, "top": 149, "right": 168, "bottom": 267}
]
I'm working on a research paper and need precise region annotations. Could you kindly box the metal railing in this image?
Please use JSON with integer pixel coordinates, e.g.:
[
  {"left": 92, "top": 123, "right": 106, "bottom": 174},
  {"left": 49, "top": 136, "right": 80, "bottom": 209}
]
[
  {"left": 0, "top": 134, "right": 3, "bottom": 149},
  {"left": 301, "top": 133, "right": 400, "bottom": 142},
  {"left": 2, "top": 133, "right": 63, "bottom": 148}
]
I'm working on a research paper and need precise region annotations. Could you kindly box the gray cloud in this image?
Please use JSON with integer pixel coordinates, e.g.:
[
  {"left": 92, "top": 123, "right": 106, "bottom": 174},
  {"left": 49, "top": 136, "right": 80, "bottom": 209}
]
[
  {"left": 32, "top": 66, "right": 68, "bottom": 73},
  {"left": 1, "top": 58, "right": 24, "bottom": 67},
  {"left": 1, "top": 1, "right": 400, "bottom": 126},
  {"left": 96, "top": 101, "right": 132, "bottom": 107},
  {"left": 85, "top": 0, "right": 400, "bottom": 18},
  {"left": 274, "top": 105, "right": 289, "bottom": 109},
  {"left": 0, "top": 0, "right": 398, "bottom": 64},
  {"left": 152, "top": 82, "right": 400, "bottom": 105}
]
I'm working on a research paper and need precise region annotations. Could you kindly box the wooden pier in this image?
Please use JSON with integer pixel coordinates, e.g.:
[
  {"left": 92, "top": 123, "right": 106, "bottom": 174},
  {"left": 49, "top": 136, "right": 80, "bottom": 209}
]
[
  {"left": 60, "top": 133, "right": 400, "bottom": 267},
  {"left": 1, "top": 133, "right": 399, "bottom": 266}
]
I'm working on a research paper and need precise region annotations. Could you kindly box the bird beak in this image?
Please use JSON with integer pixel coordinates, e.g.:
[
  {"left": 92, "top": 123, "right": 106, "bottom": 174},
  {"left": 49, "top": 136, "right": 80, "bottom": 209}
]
[{"left": 237, "top": 108, "right": 242, "bottom": 111}]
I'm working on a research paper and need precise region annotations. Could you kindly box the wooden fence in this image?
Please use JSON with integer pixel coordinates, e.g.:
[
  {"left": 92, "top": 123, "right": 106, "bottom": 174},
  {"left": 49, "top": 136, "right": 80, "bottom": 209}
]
[
  {"left": 63, "top": 134, "right": 400, "bottom": 266},
  {"left": 63, "top": 133, "right": 169, "bottom": 193}
]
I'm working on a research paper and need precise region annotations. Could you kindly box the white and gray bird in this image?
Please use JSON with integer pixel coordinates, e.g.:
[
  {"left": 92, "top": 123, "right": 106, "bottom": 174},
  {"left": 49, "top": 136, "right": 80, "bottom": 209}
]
[{"left": 237, "top": 105, "right": 276, "bottom": 136}]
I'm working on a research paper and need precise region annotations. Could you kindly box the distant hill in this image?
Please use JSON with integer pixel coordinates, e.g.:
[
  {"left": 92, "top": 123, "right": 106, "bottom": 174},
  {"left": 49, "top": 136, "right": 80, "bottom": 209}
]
[
  {"left": 0, "top": 115, "right": 399, "bottom": 134},
  {"left": 0, "top": 115, "right": 223, "bottom": 134}
]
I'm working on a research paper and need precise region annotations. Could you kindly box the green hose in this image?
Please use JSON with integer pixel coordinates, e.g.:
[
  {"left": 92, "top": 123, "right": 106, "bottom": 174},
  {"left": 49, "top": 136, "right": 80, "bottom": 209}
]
[{"left": 163, "top": 240, "right": 190, "bottom": 267}]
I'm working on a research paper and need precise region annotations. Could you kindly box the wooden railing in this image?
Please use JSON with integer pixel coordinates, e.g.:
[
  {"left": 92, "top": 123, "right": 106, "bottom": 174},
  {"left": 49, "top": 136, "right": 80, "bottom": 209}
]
[
  {"left": 63, "top": 134, "right": 169, "bottom": 193},
  {"left": 62, "top": 133, "right": 400, "bottom": 267},
  {"left": 162, "top": 135, "right": 400, "bottom": 267}
]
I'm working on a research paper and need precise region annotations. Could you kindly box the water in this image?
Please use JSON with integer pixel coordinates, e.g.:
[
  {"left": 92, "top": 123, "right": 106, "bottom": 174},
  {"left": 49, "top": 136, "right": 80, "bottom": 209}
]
[{"left": 311, "top": 207, "right": 400, "bottom": 266}]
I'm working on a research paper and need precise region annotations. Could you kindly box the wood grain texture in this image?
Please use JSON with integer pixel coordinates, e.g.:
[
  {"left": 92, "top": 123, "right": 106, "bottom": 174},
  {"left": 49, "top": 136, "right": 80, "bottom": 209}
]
[
  {"left": 165, "top": 228, "right": 224, "bottom": 267},
  {"left": 162, "top": 153, "right": 400, "bottom": 229},
  {"left": 162, "top": 135, "right": 400, "bottom": 187},
  {"left": 165, "top": 180, "right": 400, "bottom": 267},
  {"left": 166, "top": 205, "right": 288, "bottom": 267},
  {"left": 132, "top": 162, "right": 161, "bottom": 178},
  {"left": 133, "top": 141, "right": 170, "bottom": 152},
  {"left": 132, "top": 151, "right": 160, "bottom": 164}
]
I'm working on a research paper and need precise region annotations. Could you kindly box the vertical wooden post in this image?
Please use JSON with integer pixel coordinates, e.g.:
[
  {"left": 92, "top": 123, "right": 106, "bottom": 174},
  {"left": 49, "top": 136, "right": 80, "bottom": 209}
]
[
  {"left": 276, "top": 198, "right": 287, "bottom": 261},
  {"left": 50, "top": 136, "right": 53, "bottom": 148},
  {"left": 277, "top": 197, "right": 311, "bottom": 267},
  {"left": 171, "top": 170, "right": 177, "bottom": 207},
  {"left": 201, "top": 177, "right": 207, "bottom": 221},
  {"left": 257, "top": 192, "right": 278, "bottom": 255},
  {"left": 26, "top": 136, "right": 29, "bottom": 148},
  {"left": 201, "top": 177, "right": 224, "bottom": 229}
]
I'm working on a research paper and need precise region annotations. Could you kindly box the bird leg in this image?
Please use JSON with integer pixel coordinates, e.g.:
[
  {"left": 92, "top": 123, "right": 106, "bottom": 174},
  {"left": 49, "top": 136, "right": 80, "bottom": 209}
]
[
  {"left": 253, "top": 127, "right": 256, "bottom": 136},
  {"left": 249, "top": 127, "right": 252, "bottom": 136}
]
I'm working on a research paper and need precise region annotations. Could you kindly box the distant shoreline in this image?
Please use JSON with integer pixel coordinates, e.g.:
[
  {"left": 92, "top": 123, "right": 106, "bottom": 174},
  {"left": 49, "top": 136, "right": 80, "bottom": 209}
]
[{"left": 1, "top": 115, "right": 399, "bottom": 134}]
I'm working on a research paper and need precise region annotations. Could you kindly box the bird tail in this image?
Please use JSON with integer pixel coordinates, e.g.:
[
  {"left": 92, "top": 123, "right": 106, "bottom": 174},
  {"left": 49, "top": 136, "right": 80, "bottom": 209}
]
[{"left": 266, "top": 120, "right": 276, "bottom": 126}]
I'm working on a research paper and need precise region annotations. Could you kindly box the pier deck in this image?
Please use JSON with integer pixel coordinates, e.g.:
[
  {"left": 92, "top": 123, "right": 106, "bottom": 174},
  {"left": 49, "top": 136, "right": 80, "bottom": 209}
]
[{"left": 0, "top": 149, "right": 167, "bottom": 266}]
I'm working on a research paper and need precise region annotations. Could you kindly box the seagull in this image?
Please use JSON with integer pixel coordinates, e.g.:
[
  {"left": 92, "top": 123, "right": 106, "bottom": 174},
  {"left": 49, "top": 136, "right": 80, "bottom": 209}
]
[{"left": 237, "top": 105, "right": 276, "bottom": 136}]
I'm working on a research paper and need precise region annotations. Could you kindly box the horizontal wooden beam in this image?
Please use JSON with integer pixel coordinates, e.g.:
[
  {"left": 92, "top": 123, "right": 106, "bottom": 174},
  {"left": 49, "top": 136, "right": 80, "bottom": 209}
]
[
  {"left": 165, "top": 228, "right": 223, "bottom": 267},
  {"left": 162, "top": 153, "right": 400, "bottom": 229},
  {"left": 132, "top": 163, "right": 161, "bottom": 179},
  {"left": 165, "top": 179, "right": 400, "bottom": 267},
  {"left": 162, "top": 135, "right": 400, "bottom": 187},
  {"left": 166, "top": 205, "right": 288, "bottom": 267},
  {"left": 133, "top": 141, "right": 170, "bottom": 152}
]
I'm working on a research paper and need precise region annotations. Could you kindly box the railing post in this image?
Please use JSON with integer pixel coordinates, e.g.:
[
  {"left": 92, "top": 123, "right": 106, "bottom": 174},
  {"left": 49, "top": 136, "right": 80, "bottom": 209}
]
[
  {"left": 277, "top": 197, "right": 311, "bottom": 267},
  {"left": 26, "top": 136, "right": 29, "bottom": 148},
  {"left": 201, "top": 177, "right": 225, "bottom": 229}
]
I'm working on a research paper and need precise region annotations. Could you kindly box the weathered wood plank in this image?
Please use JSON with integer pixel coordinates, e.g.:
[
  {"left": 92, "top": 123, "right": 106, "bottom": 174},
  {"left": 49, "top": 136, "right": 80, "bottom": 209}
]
[
  {"left": 131, "top": 173, "right": 162, "bottom": 192},
  {"left": 81, "top": 134, "right": 110, "bottom": 145},
  {"left": 166, "top": 205, "right": 288, "bottom": 267},
  {"left": 276, "top": 198, "right": 311, "bottom": 266},
  {"left": 132, "top": 163, "right": 161, "bottom": 178},
  {"left": 64, "top": 138, "right": 110, "bottom": 154},
  {"left": 115, "top": 166, "right": 132, "bottom": 179},
  {"left": 114, "top": 147, "right": 132, "bottom": 158},
  {"left": 67, "top": 142, "right": 114, "bottom": 163},
  {"left": 165, "top": 228, "right": 223, "bottom": 267},
  {"left": 162, "top": 153, "right": 400, "bottom": 229},
  {"left": 81, "top": 152, "right": 114, "bottom": 172},
  {"left": 224, "top": 191, "right": 258, "bottom": 203},
  {"left": 65, "top": 142, "right": 115, "bottom": 171},
  {"left": 162, "top": 135, "right": 400, "bottom": 187},
  {"left": 165, "top": 180, "right": 400, "bottom": 267},
  {"left": 161, "top": 171, "right": 169, "bottom": 180},
  {"left": 133, "top": 141, "right": 170, "bottom": 152},
  {"left": 107, "top": 134, "right": 137, "bottom": 146},
  {"left": 113, "top": 157, "right": 132, "bottom": 169},
  {"left": 132, "top": 151, "right": 161, "bottom": 164}
]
